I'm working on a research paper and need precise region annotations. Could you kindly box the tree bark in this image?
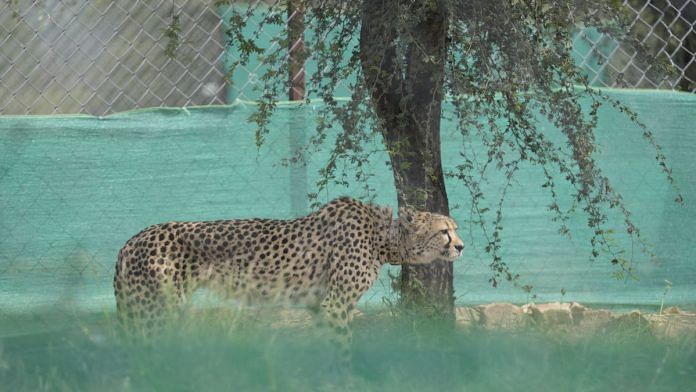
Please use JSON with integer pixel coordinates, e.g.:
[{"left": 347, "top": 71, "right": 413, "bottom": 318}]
[{"left": 360, "top": 0, "right": 453, "bottom": 317}]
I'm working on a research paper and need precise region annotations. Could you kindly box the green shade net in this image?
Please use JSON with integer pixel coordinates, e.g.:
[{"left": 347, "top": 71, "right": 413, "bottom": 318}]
[{"left": 1, "top": 89, "right": 695, "bottom": 328}]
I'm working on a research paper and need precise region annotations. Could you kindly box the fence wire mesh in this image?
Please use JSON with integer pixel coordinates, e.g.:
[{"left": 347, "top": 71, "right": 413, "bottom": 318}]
[
  {"left": 0, "top": 0, "right": 229, "bottom": 115},
  {"left": 0, "top": 0, "right": 693, "bottom": 116},
  {"left": 574, "top": 0, "right": 695, "bottom": 91}
]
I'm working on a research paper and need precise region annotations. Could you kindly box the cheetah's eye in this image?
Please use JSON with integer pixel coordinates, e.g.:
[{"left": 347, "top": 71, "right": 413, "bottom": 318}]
[{"left": 440, "top": 229, "right": 448, "bottom": 234}]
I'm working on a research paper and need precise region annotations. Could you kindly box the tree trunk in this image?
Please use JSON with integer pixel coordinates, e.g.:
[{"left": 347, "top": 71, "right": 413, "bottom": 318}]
[{"left": 360, "top": 0, "right": 453, "bottom": 317}]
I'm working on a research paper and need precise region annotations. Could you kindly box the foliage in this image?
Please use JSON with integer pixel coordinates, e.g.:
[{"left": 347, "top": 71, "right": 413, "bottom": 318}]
[
  {"left": 216, "top": 0, "right": 680, "bottom": 288},
  {"left": 163, "top": 10, "right": 182, "bottom": 59}
]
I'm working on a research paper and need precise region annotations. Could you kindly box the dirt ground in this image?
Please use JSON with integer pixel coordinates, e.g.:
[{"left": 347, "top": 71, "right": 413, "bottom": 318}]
[
  {"left": 265, "top": 302, "right": 696, "bottom": 338},
  {"left": 455, "top": 302, "right": 696, "bottom": 338}
]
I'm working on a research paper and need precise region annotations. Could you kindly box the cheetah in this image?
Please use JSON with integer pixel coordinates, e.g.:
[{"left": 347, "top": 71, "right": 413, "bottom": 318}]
[{"left": 114, "top": 197, "right": 464, "bottom": 348}]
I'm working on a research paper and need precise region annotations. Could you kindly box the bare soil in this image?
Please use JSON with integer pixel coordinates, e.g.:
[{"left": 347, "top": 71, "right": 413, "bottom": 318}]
[
  {"left": 455, "top": 302, "right": 696, "bottom": 338},
  {"left": 263, "top": 302, "right": 696, "bottom": 338}
]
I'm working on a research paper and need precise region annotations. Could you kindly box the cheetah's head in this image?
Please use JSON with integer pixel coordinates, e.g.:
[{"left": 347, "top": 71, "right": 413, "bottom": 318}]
[{"left": 395, "top": 207, "right": 464, "bottom": 265}]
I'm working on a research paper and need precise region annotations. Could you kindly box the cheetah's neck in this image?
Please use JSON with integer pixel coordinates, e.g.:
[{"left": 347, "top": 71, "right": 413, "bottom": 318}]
[{"left": 383, "top": 217, "right": 406, "bottom": 265}]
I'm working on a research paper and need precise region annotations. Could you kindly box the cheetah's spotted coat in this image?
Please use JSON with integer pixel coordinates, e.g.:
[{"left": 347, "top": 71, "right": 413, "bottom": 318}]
[{"left": 114, "top": 197, "right": 463, "bottom": 347}]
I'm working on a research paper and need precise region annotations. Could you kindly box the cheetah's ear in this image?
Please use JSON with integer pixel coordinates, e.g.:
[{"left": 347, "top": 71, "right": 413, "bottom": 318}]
[
  {"left": 382, "top": 205, "right": 393, "bottom": 219},
  {"left": 398, "top": 206, "right": 415, "bottom": 223}
]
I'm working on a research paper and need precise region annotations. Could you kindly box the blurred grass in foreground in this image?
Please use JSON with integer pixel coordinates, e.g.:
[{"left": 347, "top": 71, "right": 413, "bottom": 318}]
[{"left": 1, "top": 307, "right": 694, "bottom": 392}]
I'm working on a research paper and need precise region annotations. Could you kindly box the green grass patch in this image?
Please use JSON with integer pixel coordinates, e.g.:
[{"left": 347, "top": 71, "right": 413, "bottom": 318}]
[{"left": 1, "top": 308, "right": 694, "bottom": 391}]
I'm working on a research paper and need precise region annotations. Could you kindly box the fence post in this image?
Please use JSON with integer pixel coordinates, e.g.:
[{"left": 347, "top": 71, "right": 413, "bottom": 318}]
[
  {"left": 288, "top": 0, "right": 307, "bottom": 216},
  {"left": 288, "top": 0, "right": 306, "bottom": 100}
]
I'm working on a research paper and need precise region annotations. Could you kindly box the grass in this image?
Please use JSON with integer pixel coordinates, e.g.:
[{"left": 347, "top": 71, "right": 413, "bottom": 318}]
[{"left": 1, "top": 307, "right": 695, "bottom": 391}]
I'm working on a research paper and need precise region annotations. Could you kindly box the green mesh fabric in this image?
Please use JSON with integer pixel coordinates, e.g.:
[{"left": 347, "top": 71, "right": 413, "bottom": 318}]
[{"left": 1, "top": 89, "right": 694, "bottom": 320}]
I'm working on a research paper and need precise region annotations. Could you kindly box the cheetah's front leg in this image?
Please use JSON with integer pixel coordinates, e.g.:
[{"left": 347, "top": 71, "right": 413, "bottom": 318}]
[{"left": 319, "top": 289, "right": 356, "bottom": 354}]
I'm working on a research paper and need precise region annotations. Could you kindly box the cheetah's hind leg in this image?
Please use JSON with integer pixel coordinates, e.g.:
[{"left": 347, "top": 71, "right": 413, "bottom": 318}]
[{"left": 114, "top": 267, "right": 187, "bottom": 339}]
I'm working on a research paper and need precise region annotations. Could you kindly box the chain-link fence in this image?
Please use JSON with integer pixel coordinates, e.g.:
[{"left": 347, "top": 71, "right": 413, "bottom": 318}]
[
  {"left": 574, "top": 0, "right": 695, "bottom": 91},
  {"left": 0, "top": 0, "right": 229, "bottom": 115},
  {"left": 0, "top": 0, "right": 693, "bottom": 116}
]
